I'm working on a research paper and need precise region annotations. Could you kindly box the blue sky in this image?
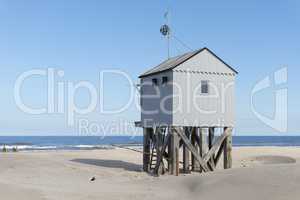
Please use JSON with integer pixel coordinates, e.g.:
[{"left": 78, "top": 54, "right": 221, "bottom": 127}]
[{"left": 0, "top": 0, "right": 299, "bottom": 136}]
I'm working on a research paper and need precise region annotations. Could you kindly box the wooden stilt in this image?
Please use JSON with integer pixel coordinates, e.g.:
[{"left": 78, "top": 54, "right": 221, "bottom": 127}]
[
  {"left": 183, "top": 127, "right": 190, "bottom": 173},
  {"left": 224, "top": 127, "right": 233, "bottom": 169},
  {"left": 191, "top": 127, "right": 200, "bottom": 171},
  {"left": 154, "top": 127, "right": 163, "bottom": 174},
  {"left": 191, "top": 127, "right": 195, "bottom": 171},
  {"left": 167, "top": 127, "right": 172, "bottom": 173},
  {"left": 143, "top": 128, "right": 152, "bottom": 172},
  {"left": 199, "top": 128, "right": 207, "bottom": 172},
  {"left": 154, "top": 130, "right": 171, "bottom": 175},
  {"left": 174, "top": 127, "right": 210, "bottom": 172},
  {"left": 176, "top": 144, "right": 179, "bottom": 176},
  {"left": 202, "top": 129, "right": 231, "bottom": 164},
  {"left": 208, "top": 127, "right": 216, "bottom": 170},
  {"left": 170, "top": 127, "right": 179, "bottom": 175},
  {"left": 145, "top": 126, "right": 233, "bottom": 176},
  {"left": 214, "top": 128, "right": 226, "bottom": 166},
  {"left": 208, "top": 127, "right": 214, "bottom": 149}
]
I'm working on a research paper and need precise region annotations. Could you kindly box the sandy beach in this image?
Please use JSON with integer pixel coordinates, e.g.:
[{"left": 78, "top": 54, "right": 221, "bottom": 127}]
[{"left": 0, "top": 147, "right": 299, "bottom": 200}]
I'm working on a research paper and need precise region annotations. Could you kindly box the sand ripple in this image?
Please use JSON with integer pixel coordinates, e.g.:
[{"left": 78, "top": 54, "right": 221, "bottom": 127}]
[{"left": 249, "top": 155, "right": 296, "bottom": 165}]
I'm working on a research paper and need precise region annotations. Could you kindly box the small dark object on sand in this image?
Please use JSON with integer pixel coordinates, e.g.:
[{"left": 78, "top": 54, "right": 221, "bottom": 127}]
[
  {"left": 13, "top": 146, "right": 18, "bottom": 152},
  {"left": 90, "top": 177, "right": 96, "bottom": 182}
]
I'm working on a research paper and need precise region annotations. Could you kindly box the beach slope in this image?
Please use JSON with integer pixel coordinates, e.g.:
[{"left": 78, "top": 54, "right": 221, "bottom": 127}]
[{"left": 0, "top": 147, "right": 299, "bottom": 200}]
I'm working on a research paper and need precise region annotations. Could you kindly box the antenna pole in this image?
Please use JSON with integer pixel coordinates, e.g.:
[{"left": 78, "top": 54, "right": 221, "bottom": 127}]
[
  {"left": 167, "top": 32, "right": 170, "bottom": 59},
  {"left": 160, "top": 10, "right": 171, "bottom": 59},
  {"left": 166, "top": 10, "right": 170, "bottom": 59}
]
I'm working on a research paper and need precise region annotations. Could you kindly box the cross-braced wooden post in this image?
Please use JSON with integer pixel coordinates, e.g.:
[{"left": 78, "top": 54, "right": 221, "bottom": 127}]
[
  {"left": 199, "top": 128, "right": 207, "bottom": 172},
  {"left": 143, "top": 126, "right": 233, "bottom": 176},
  {"left": 170, "top": 128, "right": 180, "bottom": 175},
  {"left": 143, "top": 127, "right": 152, "bottom": 172},
  {"left": 182, "top": 127, "right": 190, "bottom": 173},
  {"left": 208, "top": 127, "right": 216, "bottom": 170},
  {"left": 223, "top": 127, "right": 233, "bottom": 169},
  {"left": 191, "top": 127, "right": 200, "bottom": 171}
]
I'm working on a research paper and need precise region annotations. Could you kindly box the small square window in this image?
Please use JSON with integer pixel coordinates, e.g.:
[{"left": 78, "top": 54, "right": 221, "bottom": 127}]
[
  {"left": 162, "top": 76, "right": 168, "bottom": 85},
  {"left": 152, "top": 78, "right": 158, "bottom": 86},
  {"left": 201, "top": 80, "right": 209, "bottom": 94}
]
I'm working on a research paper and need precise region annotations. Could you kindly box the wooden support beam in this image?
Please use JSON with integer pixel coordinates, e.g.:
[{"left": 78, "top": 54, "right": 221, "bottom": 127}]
[
  {"left": 224, "top": 127, "right": 233, "bottom": 169},
  {"left": 154, "top": 127, "right": 164, "bottom": 174},
  {"left": 182, "top": 127, "right": 190, "bottom": 173},
  {"left": 170, "top": 128, "right": 180, "bottom": 175},
  {"left": 199, "top": 128, "right": 207, "bottom": 172},
  {"left": 176, "top": 145, "right": 179, "bottom": 176},
  {"left": 208, "top": 127, "right": 214, "bottom": 148},
  {"left": 208, "top": 127, "right": 215, "bottom": 170},
  {"left": 191, "top": 127, "right": 200, "bottom": 171},
  {"left": 214, "top": 140, "right": 225, "bottom": 166},
  {"left": 167, "top": 127, "right": 172, "bottom": 172},
  {"left": 174, "top": 127, "right": 210, "bottom": 172},
  {"left": 203, "top": 128, "right": 231, "bottom": 164},
  {"left": 143, "top": 128, "right": 152, "bottom": 172},
  {"left": 190, "top": 127, "right": 195, "bottom": 171},
  {"left": 154, "top": 133, "right": 171, "bottom": 175}
]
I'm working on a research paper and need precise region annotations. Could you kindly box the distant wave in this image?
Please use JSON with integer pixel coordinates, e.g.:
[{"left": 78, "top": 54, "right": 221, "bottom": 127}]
[
  {"left": 72, "top": 145, "right": 114, "bottom": 150},
  {"left": 0, "top": 144, "right": 118, "bottom": 151},
  {"left": 0, "top": 142, "right": 33, "bottom": 146},
  {"left": 1, "top": 136, "right": 300, "bottom": 152}
]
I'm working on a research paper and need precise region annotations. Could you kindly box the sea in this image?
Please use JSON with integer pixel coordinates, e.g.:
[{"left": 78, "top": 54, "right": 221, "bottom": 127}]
[{"left": 0, "top": 136, "right": 300, "bottom": 151}]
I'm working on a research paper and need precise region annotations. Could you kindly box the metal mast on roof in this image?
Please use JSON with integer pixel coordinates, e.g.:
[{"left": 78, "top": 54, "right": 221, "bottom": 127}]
[{"left": 160, "top": 10, "right": 171, "bottom": 59}]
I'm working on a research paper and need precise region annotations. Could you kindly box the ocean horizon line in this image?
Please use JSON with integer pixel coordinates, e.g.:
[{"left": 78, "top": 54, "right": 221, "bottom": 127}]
[
  {"left": 0, "top": 136, "right": 300, "bottom": 152},
  {"left": 0, "top": 135, "right": 300, "bottom": 137}
]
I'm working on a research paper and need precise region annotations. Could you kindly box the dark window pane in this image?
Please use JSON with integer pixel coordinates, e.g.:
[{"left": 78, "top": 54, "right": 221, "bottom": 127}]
[
  {"left": 152, "top": 78, "right": 158, "bottom": 86},
  {"left": 162, "top": 76, "right": 168, "bottom": 85},
  {"left": 201, "top": 80, "right": 208, "bottom": 94}
]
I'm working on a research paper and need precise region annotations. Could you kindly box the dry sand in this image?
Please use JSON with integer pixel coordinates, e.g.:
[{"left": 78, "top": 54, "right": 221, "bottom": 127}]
[{"left": 0, "top": 147, "right": 299, "bottom": 200}]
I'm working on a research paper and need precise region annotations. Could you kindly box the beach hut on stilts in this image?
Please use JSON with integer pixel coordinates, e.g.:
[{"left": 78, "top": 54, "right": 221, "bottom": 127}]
[{"left": 136, "top": 47, "right": 238, "bottom": 175}]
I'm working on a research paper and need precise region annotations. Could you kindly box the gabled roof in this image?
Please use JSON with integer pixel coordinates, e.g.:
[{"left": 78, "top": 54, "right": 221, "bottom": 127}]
[{"left": 139, "top": 47, "right": 238, "bottom": 78}]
